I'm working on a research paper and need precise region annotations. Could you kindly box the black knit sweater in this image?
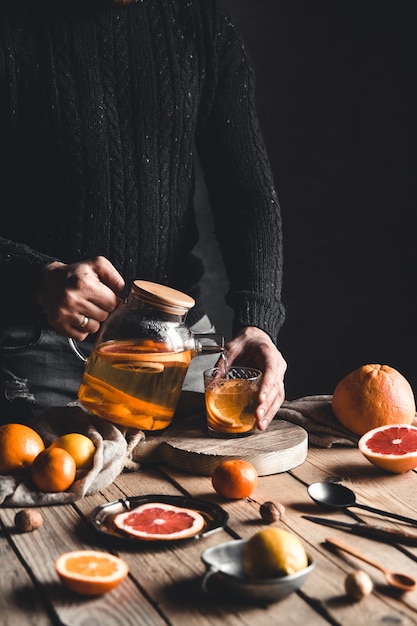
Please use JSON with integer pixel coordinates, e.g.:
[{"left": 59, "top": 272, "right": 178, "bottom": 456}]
[{"left": 0, "top": 0, "right": 285, "bottom": 341}]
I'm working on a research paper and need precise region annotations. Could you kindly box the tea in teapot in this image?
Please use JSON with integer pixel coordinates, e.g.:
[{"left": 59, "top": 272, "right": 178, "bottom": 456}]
[{"left": 75, "top": 280, "right": 224, "bottom": 431}]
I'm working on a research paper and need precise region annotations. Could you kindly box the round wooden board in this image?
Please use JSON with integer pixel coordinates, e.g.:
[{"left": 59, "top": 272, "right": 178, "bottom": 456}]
[{"left": 132, "top": 393, "right": 308, "bottom": 476}]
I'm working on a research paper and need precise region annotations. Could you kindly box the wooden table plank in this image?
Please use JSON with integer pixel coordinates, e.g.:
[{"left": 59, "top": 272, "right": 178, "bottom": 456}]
[{"left": 0, "top": 521, "right": 53, "bottom": 626}]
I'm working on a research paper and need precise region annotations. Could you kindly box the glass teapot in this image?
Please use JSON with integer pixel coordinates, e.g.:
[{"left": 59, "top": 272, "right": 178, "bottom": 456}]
[{"left": 71, "top": 280, "right": 224, "bottom": 431}]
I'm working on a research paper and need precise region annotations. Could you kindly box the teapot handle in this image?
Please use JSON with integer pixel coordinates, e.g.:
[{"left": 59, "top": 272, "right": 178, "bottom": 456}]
[
  {"left": 68, "top": 337, "right": 88, "bottom": 363},
  {"left": 68, "top": 296, "right": 125, "bottom": 363}
]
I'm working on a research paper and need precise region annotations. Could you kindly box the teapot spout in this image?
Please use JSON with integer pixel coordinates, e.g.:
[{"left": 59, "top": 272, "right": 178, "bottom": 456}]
[{"left": 193, "top": 333, "right": 225, "bottom": 356}]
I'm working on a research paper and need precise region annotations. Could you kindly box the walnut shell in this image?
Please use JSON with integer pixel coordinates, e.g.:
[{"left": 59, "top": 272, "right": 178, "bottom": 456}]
[
  {"left": 14, "top": 509, "right": 44, "bottom": 533},
  {"left": 345, "top": 569, "right": 373, "bottom": 600},
  {"left": 259, "top": 501, "right": 285, "bottom": 523}
]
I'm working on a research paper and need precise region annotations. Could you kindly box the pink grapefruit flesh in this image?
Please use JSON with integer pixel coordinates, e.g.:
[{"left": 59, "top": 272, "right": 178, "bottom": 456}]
[
  {"left": 113, "top": 502, "right": 206, "bottom": 540},
  {"left": 358, "top": 424, "right": 417, "bottom": 473}
]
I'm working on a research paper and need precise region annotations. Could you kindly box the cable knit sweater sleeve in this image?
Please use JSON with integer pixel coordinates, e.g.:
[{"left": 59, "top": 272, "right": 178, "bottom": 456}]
[{"left": 196, "top": 3, "right": 285, "bottom": 340}]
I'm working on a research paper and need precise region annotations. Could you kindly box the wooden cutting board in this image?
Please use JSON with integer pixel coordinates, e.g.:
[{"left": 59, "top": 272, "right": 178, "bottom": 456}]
[{"left": 133, "top": 392, "right": 308, "bottom": 476}]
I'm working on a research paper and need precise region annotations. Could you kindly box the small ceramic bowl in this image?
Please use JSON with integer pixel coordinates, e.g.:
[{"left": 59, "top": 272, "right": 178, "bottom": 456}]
[{"left": 201, "top": 539, "right": 314, "bottom": 603}]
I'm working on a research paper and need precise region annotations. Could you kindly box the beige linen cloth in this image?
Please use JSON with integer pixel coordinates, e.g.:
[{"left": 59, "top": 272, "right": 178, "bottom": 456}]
[
  {"left": 277, "top": 395, "right": 358, "bottom": 447},
  {"left": 0, "top": 404, "right": 144, "bottom": 507},
  {"left": 0, "top": 395, "right": 357, "bottom": 507}
]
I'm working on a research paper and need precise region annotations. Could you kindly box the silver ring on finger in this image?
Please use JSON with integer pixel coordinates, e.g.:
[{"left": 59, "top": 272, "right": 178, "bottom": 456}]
[{"left": 79, "top": 315, "right": 89, "bottom": 330}]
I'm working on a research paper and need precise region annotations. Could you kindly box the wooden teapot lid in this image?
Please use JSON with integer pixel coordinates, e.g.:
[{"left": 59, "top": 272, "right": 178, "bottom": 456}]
[{"left": 132, "top": 280, "right": 195, "bottom": 315}]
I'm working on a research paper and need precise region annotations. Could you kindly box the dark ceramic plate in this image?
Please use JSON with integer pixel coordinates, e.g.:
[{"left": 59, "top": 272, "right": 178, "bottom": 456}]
[{"left": 88, "top": 494, "right": 228, "bottom": 543}]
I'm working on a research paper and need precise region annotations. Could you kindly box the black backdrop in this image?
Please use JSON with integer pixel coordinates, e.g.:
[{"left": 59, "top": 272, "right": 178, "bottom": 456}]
[{"left": 195, "top": 0, "right": 416, "bottom": 399}]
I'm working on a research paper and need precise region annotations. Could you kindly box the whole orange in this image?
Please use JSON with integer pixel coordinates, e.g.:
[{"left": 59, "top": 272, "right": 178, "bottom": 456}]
[
  {"left": 49, "top": 433, "right": 96, "bottom": 470},
  {"left": 0, "top": 423, "right": 45, "bottom": 474},
  {"left": 31, "top": 447, "right": 76, "bottom": 493},
  {"left": 211, "top": 459, "right": 258, "bottom": 499},
  {"left": 332, "top": 364, "right": 416, "bottom": 436}
]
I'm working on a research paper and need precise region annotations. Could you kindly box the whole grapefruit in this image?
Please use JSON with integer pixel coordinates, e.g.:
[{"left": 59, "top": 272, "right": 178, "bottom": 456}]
[{"left": 332, "top": 364, "right": 416, "bottom": 436}]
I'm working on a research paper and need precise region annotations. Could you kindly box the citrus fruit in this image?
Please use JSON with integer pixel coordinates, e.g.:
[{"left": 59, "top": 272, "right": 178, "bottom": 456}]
[
  {"left": 243, "top": 527, "right": 308, "bottom": 579},
  {"left": 49, "top": 433, "right": 96, "bottom": 469},
  {"left": 55, "top": 550, "right": 129, "bottom": 595},
  {"left": 0, "top": 423, "right": 45, "bottom": 474},
  {"left": 205, "top": 378, "right": 257, "bottom": 434},
  {"left": 332, "top": 364, "right": 416, "bottom": 436},
  {"left": 358, "top": 424, "right": 417, "bottom": 473},
  {"left": 78, "top": 372, "right": 172, "bottom": 430},
  {"left": 114, "top": 502, "right": 206, "bottom": 540},
  {"left": 211, "top": 459, "right": 258, "bottom": 499},
  {"left": 31, "top": 447, "right": 76, "bottom": 492}
]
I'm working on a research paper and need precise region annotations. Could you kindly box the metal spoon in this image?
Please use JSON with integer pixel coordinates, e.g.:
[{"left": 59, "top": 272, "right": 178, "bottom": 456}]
[
  {"left": 326, "top": 536, "right": 417, "bottom": 591},
  {"left": 308, "top": 482, "right": 417, "bottom": 527}
]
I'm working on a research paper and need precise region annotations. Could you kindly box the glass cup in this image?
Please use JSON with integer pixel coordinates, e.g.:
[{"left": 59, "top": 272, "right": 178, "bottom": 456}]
[{"left": 203, "top": 366, "right": 262, "bottom": 438}]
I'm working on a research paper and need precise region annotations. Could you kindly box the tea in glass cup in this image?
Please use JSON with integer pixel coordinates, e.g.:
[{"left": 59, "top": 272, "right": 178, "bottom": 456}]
[{"left": 203, "top": 367, "right": 262, "bottom": 437}]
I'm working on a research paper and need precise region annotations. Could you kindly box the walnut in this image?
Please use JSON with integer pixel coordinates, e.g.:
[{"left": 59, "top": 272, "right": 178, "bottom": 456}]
[
  {"left": 345, "top": 569, "right": 373, "bottom": 600},
  {"left": 259, "top": 501, "right": 285, "bottom": 523},
  {"left": 14, "top": 509, "right": 44, "bottom": 533}
]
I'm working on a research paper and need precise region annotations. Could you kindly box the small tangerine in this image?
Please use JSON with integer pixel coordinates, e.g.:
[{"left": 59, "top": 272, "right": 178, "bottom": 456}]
[
  {"left": 211, "top": 459, "right": 258, "bottom": 499},
  {"left": 31, "top": 447, "right": 76, "bottom": 493}
]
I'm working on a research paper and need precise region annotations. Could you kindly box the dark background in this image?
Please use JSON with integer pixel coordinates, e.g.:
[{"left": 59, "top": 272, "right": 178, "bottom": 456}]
[{"left": 194, "top": 0, "right": 416, "bottom": 400}]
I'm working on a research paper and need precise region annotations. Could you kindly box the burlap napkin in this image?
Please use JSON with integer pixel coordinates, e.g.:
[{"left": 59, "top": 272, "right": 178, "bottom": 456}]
[
  {"left": 277, "top": 395, "right": 359, "bottom": 447},
  {"left": 0, "top": 404, "right": 144, "bottom": 507}
]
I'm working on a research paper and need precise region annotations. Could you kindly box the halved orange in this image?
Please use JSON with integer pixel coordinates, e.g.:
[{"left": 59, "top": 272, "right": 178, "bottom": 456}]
[{"left": 55, "top": 550, "right": 129, "bottom": 595}]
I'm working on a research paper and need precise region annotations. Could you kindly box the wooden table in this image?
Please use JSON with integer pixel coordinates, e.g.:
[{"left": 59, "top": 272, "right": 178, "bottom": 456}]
[{"left": 2, "top": 423, "right": 417, "bottom": 625}]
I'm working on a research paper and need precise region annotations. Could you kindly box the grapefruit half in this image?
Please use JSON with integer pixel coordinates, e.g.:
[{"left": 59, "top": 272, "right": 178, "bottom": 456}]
[
  {"left": 358, "top": 424, "right": 417, "bottom": 473},
  {"left": 113, "top": 502, "right": 206, "bottom": 540}
]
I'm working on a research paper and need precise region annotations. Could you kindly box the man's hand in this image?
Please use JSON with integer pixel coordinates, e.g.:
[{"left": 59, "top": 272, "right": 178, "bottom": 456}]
[
  {"left": 37, "top": 256, "right": 125, "bottom": 340},
  {"left": 222, "top": 327, "right": 287, "bottom": 431}
]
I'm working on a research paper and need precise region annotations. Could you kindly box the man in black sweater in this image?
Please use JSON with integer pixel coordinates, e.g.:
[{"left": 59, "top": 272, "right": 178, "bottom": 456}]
[{"left": 0, "top": 0, "right": 286, "bottom": 428}]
